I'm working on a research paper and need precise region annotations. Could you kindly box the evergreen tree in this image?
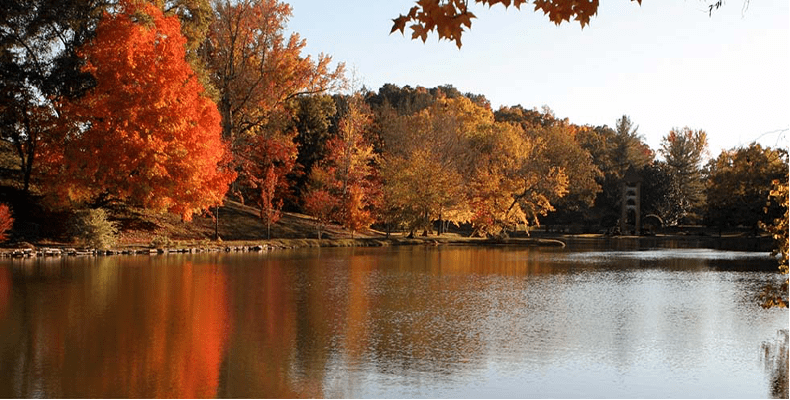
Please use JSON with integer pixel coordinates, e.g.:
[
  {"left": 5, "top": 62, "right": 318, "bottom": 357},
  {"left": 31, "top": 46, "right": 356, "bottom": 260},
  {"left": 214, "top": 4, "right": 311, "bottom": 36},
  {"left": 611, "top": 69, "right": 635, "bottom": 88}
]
[{"left": 659, "top": 127, "right": 708, "bottom": 225}]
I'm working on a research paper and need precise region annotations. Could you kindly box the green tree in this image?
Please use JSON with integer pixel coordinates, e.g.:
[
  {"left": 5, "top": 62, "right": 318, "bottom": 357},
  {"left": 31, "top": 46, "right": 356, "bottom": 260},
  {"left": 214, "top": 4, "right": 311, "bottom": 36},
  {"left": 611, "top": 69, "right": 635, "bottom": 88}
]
[
  {"left": 0, "top": 0, "right": 107, "bottom": 192},
  {"left": 705, "top": 143, "right": 788, "bottom": 234},
  {"left": 612, "top": 116, "right": 653, "bottom": 175},
  {"left": 659, "top": 127, "right": 708, "bottom": 225},
  {"left": 641, "top": 160, "right": 679, "bottom": 226},
  {"left": 290, "top": 94, "right": 337, "bottom": 199}
]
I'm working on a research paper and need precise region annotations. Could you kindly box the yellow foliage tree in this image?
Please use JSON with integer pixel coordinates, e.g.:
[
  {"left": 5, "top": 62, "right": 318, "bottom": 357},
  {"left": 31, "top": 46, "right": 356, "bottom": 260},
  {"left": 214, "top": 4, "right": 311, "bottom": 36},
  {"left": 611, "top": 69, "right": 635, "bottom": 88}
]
[
  {"left": 759, "top": 179, "right": 788, "bottom": 308},
  {"left": 379, "top": 96, "right": 569, "bottom": 237},
  {"left": 464, "top": 118, "right": 568, "bottom": 236},
  {"left": 379, "top": 96, "right": 482, "bottom": 234}
]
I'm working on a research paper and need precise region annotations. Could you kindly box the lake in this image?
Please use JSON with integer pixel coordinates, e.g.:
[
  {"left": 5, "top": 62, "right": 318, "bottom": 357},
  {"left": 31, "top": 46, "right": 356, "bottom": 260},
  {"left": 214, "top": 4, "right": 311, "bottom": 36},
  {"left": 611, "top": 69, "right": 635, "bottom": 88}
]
[{"left": 0, "top": 242, "right": 787, "bottom": 398}]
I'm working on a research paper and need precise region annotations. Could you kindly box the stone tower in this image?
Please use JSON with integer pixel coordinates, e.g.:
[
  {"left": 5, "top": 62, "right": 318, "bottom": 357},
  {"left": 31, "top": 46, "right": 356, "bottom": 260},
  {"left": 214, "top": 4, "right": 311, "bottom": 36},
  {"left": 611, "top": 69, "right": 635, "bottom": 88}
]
[{"left": 620, "top": 168, "right": 642, "bottom": 235}]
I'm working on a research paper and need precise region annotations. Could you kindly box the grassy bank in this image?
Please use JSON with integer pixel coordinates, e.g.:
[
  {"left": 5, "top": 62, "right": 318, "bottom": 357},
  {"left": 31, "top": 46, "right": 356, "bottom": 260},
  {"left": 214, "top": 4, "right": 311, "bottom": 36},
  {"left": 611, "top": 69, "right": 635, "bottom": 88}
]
[
  {"left": 0, "top": 196, "right": 772, "bottom": 254},
  {"left": 3, "top": 199, "right": 567, "bottom": 254}
]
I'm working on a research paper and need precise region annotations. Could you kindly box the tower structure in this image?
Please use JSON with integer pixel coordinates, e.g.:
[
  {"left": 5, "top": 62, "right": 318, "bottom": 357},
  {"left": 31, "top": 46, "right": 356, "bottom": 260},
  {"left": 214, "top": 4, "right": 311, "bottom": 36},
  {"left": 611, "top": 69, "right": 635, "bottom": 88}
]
[{"left": 620, "top": 168, "right": 642, "bottom": 235}]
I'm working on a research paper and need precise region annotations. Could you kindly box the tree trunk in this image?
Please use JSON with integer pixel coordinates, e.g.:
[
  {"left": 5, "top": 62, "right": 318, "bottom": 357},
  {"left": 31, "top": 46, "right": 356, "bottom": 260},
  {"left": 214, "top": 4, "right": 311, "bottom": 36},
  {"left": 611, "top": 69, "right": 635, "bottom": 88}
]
[
  {"left": 220, "top": 94, "right": 234, "bottom": 141},
  {"left": 18, "top": 108, "right": 34, "bottom": 193},
  {"left": 23, "top": 135, "right": 35, "bottom": 193},
  {"left": 214, "top": 205, "right": 219, "bottom": 240}
]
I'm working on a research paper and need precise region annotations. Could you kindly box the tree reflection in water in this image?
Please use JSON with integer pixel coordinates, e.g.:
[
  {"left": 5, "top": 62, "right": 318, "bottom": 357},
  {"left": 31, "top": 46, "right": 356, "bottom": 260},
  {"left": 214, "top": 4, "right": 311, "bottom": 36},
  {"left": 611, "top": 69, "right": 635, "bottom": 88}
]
[
  {"left": 762, "top": 329, "right": 788, "bottom": 399},
  {"left": 0, "top": 247, "right": 787, "bottom": 398}
]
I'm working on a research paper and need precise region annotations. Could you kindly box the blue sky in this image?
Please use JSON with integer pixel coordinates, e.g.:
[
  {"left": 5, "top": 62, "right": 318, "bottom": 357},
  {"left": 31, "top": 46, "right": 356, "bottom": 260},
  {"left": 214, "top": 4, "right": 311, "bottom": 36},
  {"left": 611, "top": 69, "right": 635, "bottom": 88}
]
[{"left": 286, "top": 0, "right": 789, "bottom": 158}]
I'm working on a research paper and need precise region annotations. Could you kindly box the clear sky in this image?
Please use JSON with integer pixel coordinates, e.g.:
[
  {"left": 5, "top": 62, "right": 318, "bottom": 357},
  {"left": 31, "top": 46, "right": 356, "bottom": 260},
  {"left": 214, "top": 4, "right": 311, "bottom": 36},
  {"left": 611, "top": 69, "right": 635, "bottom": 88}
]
[{"left": 286, "top": 0, "right": 789, "bottom": 158}]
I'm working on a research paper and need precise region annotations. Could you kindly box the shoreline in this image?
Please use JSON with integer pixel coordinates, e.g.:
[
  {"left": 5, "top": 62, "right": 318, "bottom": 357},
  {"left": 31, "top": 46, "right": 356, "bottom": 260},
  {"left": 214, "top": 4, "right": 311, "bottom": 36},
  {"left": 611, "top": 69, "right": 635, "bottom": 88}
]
[
  {"left": 0, "top": 232, "right": 774, "bottom": 259},
  {"left": 0, "top": 236, "right": 566, "bottom": 259}
]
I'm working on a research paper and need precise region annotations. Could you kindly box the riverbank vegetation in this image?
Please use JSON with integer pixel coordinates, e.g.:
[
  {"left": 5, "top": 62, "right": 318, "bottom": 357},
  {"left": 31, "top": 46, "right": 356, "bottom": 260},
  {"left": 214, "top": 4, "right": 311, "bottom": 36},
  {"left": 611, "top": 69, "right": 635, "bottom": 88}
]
[{"left": 0, "top": 0, "right": 786, "bottom": 273}]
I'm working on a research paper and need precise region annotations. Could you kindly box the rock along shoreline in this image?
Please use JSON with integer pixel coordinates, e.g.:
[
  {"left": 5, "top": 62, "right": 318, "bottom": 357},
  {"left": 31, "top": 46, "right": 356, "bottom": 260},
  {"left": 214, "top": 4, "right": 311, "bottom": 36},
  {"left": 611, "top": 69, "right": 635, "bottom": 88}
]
[{"left": 0, "top": 237, "right": 567, "bottom": 259}]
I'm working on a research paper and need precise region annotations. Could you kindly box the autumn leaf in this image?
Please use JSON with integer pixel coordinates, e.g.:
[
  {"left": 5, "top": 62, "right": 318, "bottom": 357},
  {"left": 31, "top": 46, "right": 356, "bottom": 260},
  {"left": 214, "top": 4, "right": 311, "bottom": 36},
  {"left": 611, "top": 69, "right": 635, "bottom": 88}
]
[{"left": 391, "top": 0, "right": 643, "bottom": 47}]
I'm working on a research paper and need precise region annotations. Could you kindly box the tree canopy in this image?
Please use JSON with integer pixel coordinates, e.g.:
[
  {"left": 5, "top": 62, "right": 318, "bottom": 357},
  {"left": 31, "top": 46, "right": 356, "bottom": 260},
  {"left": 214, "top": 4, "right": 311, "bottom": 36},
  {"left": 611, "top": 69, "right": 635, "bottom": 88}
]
[
  {"left": 706, "top": 143, "right": 788, "bottom": 232},
  {"left": 0, "top": 0, "right": 107, "bottom": 192}
]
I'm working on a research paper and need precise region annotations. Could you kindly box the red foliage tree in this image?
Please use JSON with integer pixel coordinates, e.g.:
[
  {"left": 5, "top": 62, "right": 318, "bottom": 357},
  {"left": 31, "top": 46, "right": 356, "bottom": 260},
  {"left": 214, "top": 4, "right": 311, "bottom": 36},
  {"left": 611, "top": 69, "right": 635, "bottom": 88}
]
[
  {"left": 44, "top": 0, "right": 234, "bottom": 220},
  {"left": 234, "top": 129, "right": 298, "bottom": 236},
  {"left": 302, "top": 187, "right": 336, "bottom": 239},
  {"left": 0, "top": 204, "right": 13, "bottom": 242}
]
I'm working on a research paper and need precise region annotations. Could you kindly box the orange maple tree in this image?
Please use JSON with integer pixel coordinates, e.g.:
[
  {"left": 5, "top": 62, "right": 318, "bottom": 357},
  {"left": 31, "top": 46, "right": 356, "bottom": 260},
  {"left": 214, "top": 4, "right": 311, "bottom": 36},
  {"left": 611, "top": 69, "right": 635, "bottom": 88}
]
[
  {"left": 392, "top": 0, "right": 643, "bottom": 47},
  {"left": 43, "top": 0, "right": 234, "bottom": 220}
]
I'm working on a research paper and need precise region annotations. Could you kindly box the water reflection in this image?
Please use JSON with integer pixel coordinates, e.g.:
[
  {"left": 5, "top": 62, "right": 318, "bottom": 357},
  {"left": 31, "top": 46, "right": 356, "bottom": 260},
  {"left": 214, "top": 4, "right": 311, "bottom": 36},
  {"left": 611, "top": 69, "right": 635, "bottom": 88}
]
[
  {"left": 0, "top": 267, "right": 9, "bottom": 321},
  {"left": 762, "top": 329, "right": 789, "bottom": 399},
  {"left": 0, "top": 246, "right": 786, "bottom": 398},
  {"left": 0, "top": 257, "right": 229, "bottom": 398},
  {"left": 219, "top": 256, "right": 323, "bottom": 398}
]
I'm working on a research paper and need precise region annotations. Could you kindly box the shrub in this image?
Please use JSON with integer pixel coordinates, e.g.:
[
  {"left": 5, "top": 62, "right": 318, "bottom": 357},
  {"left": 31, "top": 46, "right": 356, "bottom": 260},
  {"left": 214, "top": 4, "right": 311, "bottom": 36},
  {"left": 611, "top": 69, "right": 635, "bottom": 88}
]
[
  {"left": 0, "top": 203, "right": 13, "bottom": 242},
  {"left": 150, "top": 235, "right": 174, "bottom": 249},
  {"left": 71, "top": 208, "right": 118, "bottom": 249}
]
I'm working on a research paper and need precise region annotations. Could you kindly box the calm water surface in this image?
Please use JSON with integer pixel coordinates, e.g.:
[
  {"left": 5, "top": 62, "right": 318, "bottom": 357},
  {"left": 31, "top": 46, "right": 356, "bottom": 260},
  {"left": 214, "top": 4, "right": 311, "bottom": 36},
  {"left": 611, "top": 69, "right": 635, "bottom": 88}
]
[{"left": 0, "top": 243, "right": 787, "bottom": 398}]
